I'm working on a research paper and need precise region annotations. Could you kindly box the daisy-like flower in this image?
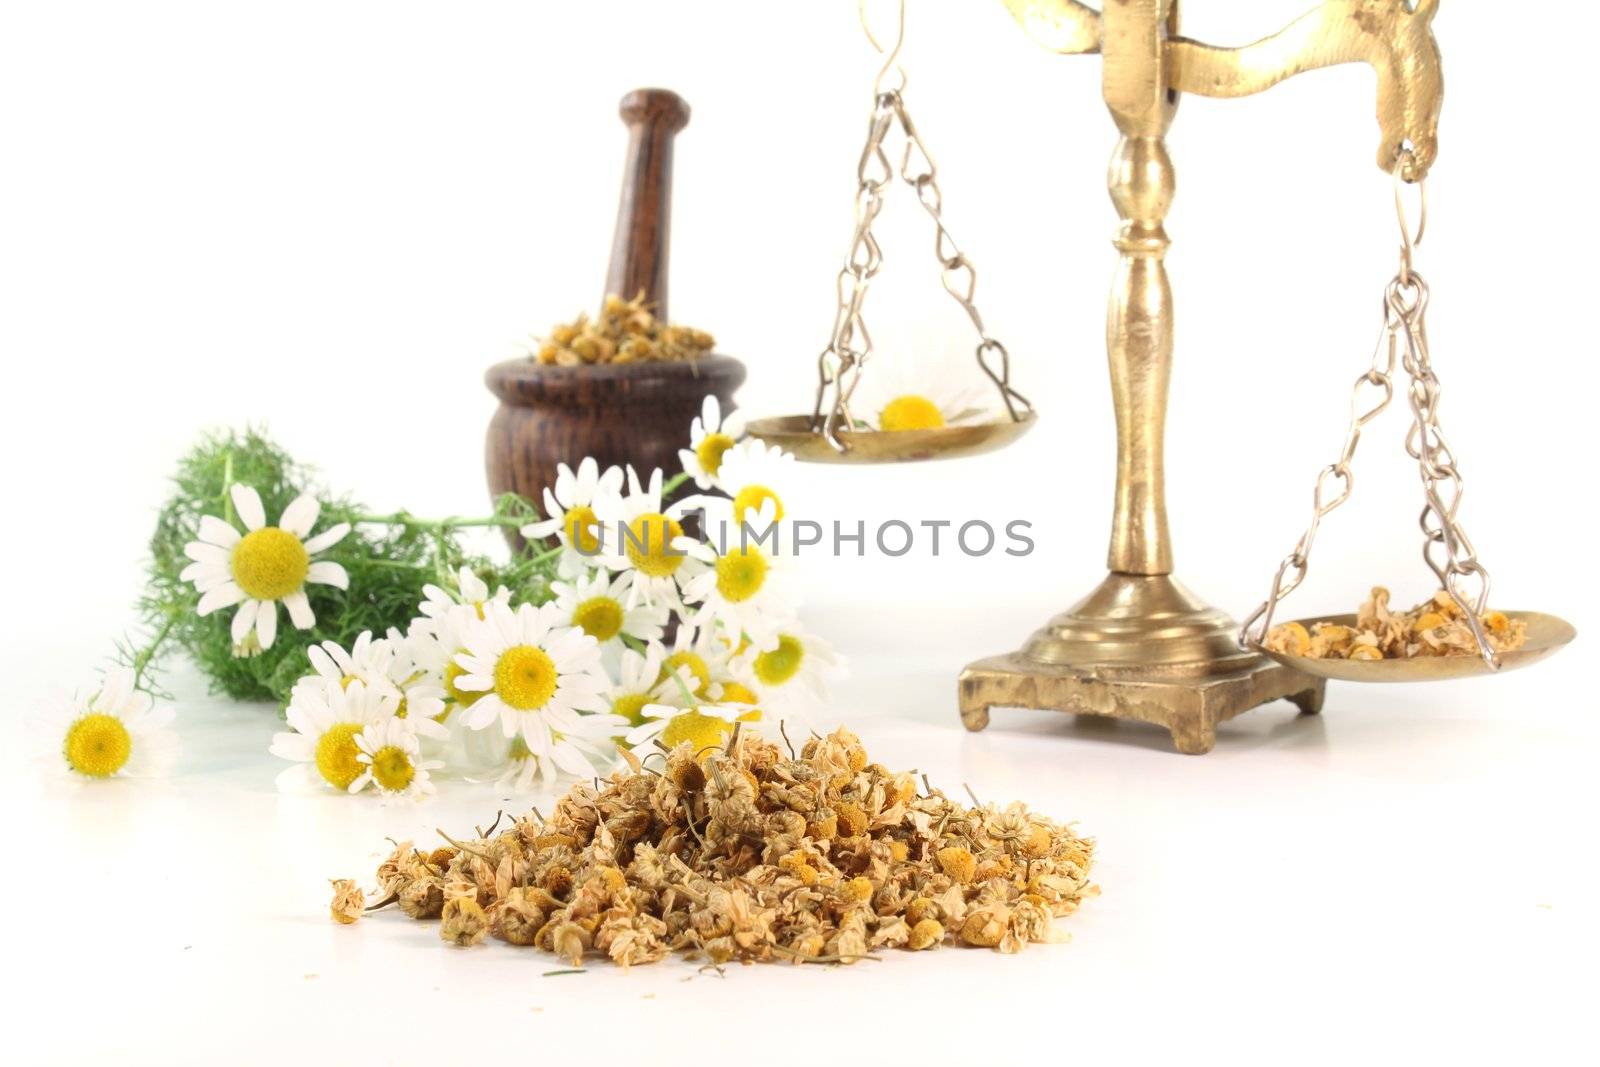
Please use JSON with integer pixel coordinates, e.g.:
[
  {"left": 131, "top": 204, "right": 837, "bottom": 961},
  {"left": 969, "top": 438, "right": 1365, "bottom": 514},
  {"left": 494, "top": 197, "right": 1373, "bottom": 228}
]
[
  {"left": 405, "top": 604, "right": 482, "bottom": 716},
  {"left": 678, "top": 394, "right": 746, "bottom": 490},
  {"left": 180, "top": 485, "right": 350, "bottom": 651},
  {"left": 858, "top": 364, "right": 991, "bottom": 432},
  {"left": 654, "top": 622, "right": 731, "bottom": 703},
  {"left": 715, "top": 439, "right": 796, "bottom": 525},
  {"left": 521, "top": 457, "right": 625, "bottom": 578},
  {"left": 269, "top": 677, "right": 398, "bottom": 793},
  {"left": 604, "top": 641, "right": 680, "bottom": 732},
  {"left": 682, "top": 497, "right": 801, "bottom": 645},
  {"left": 57, "top": 668, "right": 176, "bottom": 779},
  {"left": 730, "top": 626, "right": 842, "bottom": 721},
  {"left": 453, "top": 602, "right": 623, "bottom": 786},
  {"left": 293, "top": 631, "right": 448, "bottom": 741},
  {"left": 299, "top": 630, "right": 394, "bottom": 692},
  {"left": 594, "top": 467, "right": 708, "bottom": 608},
  {"left": 620, "top": 702, "right": 744, "bottom": 757},
  {"left": 549, "top": 569, "right": 667, "bottom": 661},
  {"left": 418, "top": 566, "right": 511, "bottom": 624},
  {"left": 349, "top": 716, "right": 443, "bottom": 799}
]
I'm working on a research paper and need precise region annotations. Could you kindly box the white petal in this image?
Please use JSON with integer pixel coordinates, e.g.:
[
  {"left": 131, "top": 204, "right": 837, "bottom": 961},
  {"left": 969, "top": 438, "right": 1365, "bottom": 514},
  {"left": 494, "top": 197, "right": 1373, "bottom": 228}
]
[
  {"left": 278, "top": 494, "right": 321, "bottom": 537},
  {"left": 183, "top": 541, "right": 231, "bottom": 565},
  {"left": 197, "top": 515, "right": 242, "bottom": 548},
  {"left": 255, "top": 600, "right": 279, "bottom": 649},
  {"left": 303, "top": 523, "right": 350, "bottom": 554},
  {"left": 550, "top": 739, "right": 595, "bottom": 778},
  {"left": 306, "top": 561, "right": 348, "bottom": 589},
  {"left": 231, "top": 599, "right": 260, "bottom": 644},
  {"left": 196, "top": 583, "right": 245, "bottom": 617},
  {"left": 269, "top": 732, "right": 314, "bottom": 761},
  {"left": 231, "top": 484, "right": 266, "bottom": 531},
  {"left": 284, "top": 590, "right": 315, "bottom": 630}
]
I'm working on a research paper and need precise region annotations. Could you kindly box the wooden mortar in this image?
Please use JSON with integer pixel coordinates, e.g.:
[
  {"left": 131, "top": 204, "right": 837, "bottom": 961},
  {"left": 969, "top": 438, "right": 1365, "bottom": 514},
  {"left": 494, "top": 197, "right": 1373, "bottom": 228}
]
[{"left": 485, "top": 88, "right": 745, "bottom": 541}]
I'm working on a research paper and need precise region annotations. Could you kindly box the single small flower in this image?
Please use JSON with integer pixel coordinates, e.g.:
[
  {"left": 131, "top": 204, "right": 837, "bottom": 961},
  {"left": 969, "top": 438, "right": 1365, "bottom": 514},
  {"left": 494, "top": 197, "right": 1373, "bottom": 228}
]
[
  {"left": 57, "top": 668, "right": 176, "bottom": 779},
  {"left": 714, "top": 439, "right": 795, "bottom": 524},
  {"left": 594, "top": 467, "right": 708, "bottom": 608},
  {"left": 549, "top": 568, "right": 668, "bottom": 660},
  {"left": 681, "top": 497, "right": 801, "bottom": 644},
  {"left": 678, "top": 394, "right": 746, "bottom": 489},
  {"left": 293, "top": 631, "right": 448, "bottom": 742},
  {"left": 654, "top": 622, "right": 732, "bottom": 703},
  {"left": 603, "top": 641, "right": 679, "bottom": 731},
  {"left": 730, "top": 626, "right": 842, "bottom": 722},
  {"left": 620, "top": 702, "right": 743, "bottom": 756},
  {"left": 417, "top": 566, "right": 510, "bottom": 624},
  {"left": 349, "top": 716, "right": 443, "bottom": 799},
  {"left": 521, "top": 457, "right": 624, "bottom": 578},
  {"left": 453, "top": 601, "right": 623, "bottom": 787},
  {"left": 269, "top": 677, "right": 397, "bottom": 793},
  {"left": 180, "top": 485, "right": 350, "bottom": 651}
]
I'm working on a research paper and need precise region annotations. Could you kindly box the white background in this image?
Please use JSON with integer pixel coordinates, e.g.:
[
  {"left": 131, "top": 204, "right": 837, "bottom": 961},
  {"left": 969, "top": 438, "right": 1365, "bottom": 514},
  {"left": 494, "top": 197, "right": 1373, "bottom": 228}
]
[{"left": 2, "top": 1, "right": 1595, "bottom": 1063}]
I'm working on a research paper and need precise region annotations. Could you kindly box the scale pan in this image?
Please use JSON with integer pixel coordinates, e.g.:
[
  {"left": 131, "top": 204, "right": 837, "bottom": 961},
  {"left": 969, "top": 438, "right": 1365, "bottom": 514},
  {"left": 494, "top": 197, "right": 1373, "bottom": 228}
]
[
  {"left": 1260, "top": 611, "right": 1576, "bottom": 683},
  {"left": 745, "top": 412, "right": 1036, "bottom": 464}
]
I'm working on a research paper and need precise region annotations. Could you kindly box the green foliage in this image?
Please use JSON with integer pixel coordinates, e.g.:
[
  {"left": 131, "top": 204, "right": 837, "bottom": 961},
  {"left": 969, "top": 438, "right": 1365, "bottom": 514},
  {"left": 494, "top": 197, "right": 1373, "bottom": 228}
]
[{"left": 139, "top": 427, "right": 552, "bottom": 706}]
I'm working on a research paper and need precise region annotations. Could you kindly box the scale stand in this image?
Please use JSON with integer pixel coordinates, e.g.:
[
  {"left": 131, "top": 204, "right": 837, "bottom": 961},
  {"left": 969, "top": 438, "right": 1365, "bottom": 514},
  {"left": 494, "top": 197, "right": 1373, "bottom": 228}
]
[{"left": 959, "top": 0, "right": 1442, "bottom": 753}]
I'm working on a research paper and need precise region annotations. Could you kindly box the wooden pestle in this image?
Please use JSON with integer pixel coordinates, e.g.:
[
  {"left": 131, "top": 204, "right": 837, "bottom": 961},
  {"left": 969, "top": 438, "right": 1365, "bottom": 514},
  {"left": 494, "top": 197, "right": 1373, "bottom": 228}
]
[{"left": 604, "top": 88, "right": 691, "bottom": 318}]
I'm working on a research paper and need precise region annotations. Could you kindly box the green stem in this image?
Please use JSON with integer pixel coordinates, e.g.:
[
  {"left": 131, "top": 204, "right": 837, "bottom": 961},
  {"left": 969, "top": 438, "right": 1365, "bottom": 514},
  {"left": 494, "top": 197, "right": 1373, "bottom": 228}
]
[
  {"left": 350, "top": 511, "right": 527, "bottom": 532},
  {"left": 662, "top": 471, "right": 692, "bottom": 497},
  {"left": 132, "top": 611, "right": 181, "bottom": 688},
  {"left": 220, "top": 451, "right": 238, "bottom": 527}
]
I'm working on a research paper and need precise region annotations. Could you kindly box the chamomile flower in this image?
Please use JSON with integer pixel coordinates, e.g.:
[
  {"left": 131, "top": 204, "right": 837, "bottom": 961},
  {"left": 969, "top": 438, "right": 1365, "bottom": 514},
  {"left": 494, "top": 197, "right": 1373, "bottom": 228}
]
[
  {"left": 270, "top": 677, "right": 398, "bottom": 793},
  {"left": 299, "top": 630, "right": 395, "bottom": 692},
  {"left": 180, "top": 485, "right": 350, "bottom": 651},
  {"left": 292, "top": 630, "right": 447, "bottom": 741},
  {"left": 682, "top": 497, "right": 801, "bottom": 644},
  {"left": 604, "top": 641, "right": 680, "bottom": 731},
  {"left": 57, "top": 668, "right": 176, "bottom": 779},
  {"left": 678, "top": 394, "right": 746, "bottom": 489},
  {"left": 715, "top": 439, "right": 795, "bottom": 524},
  {"left": 594, "top": 467, "right": 707, "bottom": 608},
  {"left": 730, "top": 627, "right": 842, "bottom": 721},
  {"left": 453, "top": 602, "right": 621, "bottom": 775},
  {"left": 349, "top": 716, "right": 443, "bottom": 799},
  {"left": 549, "top": 569, "right": 667, "bottom": 661},
  {"left": 655, "top": 622, "right": 731, "bottom": 703},
  {"left": 418, "top": 566, "right": 511, "bottom": 623},
  {"left": 406, "top": 604, "right": 483, "bottom": 716},
  {"left": 521, "top": 457, "right": 624, "bottom": 578},
  {"left": 859, "top": 365, "right": 991, "bottom": 431},
  {"left": 620, "top": 702, "right": 744, "bottom": 756}
]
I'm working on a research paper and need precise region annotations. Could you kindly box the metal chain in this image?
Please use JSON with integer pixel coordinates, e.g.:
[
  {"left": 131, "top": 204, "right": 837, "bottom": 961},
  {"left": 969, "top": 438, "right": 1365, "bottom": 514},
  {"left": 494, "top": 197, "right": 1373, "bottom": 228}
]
[
  {"left": 1241, "top": 161, "right": 1500, "bottom": 669},
  {"left": 811, "top": 90, "right": 1030, "bottom": 451}
]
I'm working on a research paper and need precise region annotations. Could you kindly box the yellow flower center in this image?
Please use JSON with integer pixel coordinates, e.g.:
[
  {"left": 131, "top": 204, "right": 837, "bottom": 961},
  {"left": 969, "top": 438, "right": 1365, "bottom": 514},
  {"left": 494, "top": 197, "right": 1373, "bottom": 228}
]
[
  {"left": 715, "top": 547, "right": 769, "bottom": 603},
  {"left": 369, "top": 745, "right": 416, "bottom": 792},
  {"left": 659, "top": 651, "right": 711, "bottom": 697},
  {"left": 625, "top": 513, "right": 685, "bottom": 578},
  {"left": 443, "top": 657, "right": 484, "bottom": 708},
  {"left": 660, "top": 709, "right": 735, "bottom": 751},
  {"left": 879, "top": 394, "right": 945, "bottom": 431},
  {"left": 230, "top": 527, "right": 310, "bottom": 600},
  {"left": 63, "top": 713, "right": 132, "bottom": 778},
  {"left": 612, "top": 692, "right": 653, "bottom": 727},
  {"left": 732, "top": 486, "right": 783, "bottom": 525},
  {"left": 563, "top": 505, "right": 602, "bottom": 555},
  {"left": 572, "top": 596, "right": 624, "bottom": 642},
  {"left": 314, "top": 722, "right": 365, "bottom": 789},
  {"left": 494, "top": 644, "right": 559, "bottom": 711},
  {"left": 694, "top": 432, "right": 736, "bottom": 476},
  {"left": 717, "top": 681, "right": 763, "bottom": 723},
  {"left": 754, "top": 635, "right": 804, "bottom": 687}
]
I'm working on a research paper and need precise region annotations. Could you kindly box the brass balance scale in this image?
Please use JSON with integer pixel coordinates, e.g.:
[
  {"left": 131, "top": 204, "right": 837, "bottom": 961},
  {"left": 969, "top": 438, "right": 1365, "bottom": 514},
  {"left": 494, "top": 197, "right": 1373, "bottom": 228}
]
[{"left": 746, "top": 0, "right": 1575, "bottom": 754}]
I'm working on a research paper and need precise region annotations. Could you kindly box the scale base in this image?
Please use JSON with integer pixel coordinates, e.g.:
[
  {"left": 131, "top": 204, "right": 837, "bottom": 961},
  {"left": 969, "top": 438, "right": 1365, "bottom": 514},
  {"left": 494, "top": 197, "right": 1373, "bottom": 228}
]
[{"left": 958, "top": 574, "right": 1327, "bottom": 754}]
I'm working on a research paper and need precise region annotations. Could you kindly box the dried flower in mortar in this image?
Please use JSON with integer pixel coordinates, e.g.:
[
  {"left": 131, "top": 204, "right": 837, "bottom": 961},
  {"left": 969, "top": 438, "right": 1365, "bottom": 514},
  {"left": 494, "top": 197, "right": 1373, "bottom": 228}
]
[
  {"left": 331, "top": 726, "right": 1097, "bottom": 967},
  {"left": 1265, "top": 585, "right": 1528, "bottom": 661},
  {"left": 531, "top": 293, "right": 715, "bottom": 366}
]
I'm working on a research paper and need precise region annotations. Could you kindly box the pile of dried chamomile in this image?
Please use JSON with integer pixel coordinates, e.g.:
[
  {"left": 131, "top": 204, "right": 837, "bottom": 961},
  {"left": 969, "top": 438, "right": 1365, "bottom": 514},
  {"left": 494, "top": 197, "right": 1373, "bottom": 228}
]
[
  {"left": 1266, "top": 585, "right": 1528, "bottom": 661},
  {"left": 530, "top": 292, "right": 715, "bottom": 366},
  {"left": 329, "top": 727, "right": 1097, "bottom": 967}
]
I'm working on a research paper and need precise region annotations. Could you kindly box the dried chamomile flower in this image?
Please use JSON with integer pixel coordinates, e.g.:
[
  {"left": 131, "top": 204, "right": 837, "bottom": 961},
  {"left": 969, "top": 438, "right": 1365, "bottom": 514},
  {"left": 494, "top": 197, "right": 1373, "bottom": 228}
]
[
  {"left": 530, "top": 293, "right": 716, "bottom": 367},
  {"left": 333, "top": 726, "right": 1096, "bottom": 968},
  {"left": 1266, "top": 585, "right": 1528, "bottom": 662},
  {"left": 329, "top": 879, "right": 364, "bottom": 925}
]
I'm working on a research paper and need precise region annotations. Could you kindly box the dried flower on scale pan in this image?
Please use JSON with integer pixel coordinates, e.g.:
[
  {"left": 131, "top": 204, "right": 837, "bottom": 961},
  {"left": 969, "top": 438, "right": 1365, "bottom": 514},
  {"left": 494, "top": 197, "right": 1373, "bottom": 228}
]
[
  {"left": 1266, "top": 585, "right": 1529, "bottom": 661},
  {"left": 331, "top": 727, "right": 1097, "bottom": 968}
]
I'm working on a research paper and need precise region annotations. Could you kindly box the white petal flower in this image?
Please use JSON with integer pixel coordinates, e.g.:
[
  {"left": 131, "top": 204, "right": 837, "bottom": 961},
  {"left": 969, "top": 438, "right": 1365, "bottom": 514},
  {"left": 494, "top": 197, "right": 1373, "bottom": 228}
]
[
  {"left": 714, "top": 440, "right": 795, "bottom": 524},
  {"left": 856, "top": 362, "right": 993, "bottom": 432},
  {"left": 56, "top": 668, "right": 177, "bottom": 779},
  {"left": 417, "top": 566, "right": 510, "bottom": 624},
  {"left": 729, "top": 626, "right": 842, "bottom": 724},
  {"left": 680, "top": 496, "right": 802, "bottom": 646},
  {"left": 451, "top": 601, "right": 623, "bottom": 788},
  {"left": 179, "top": 485, "right": 350, "bottom": 651},
  {"left": 549, "top": 569, "right": 668, "bottom": 663},
  {"left": 592, "top": 467, "right": 708, "bottom": 608},
  {"left": 269, "top": 677, "right": 398, "bottom": 793},
  {"left": 620, "top": 701, "right": 745, "bottom": 757},
  {"left": 678, "top": 394, "right": 747, "bottom": 490},
  {"left": 520, "top": 457, "right": 624, "bottom": 578},
  {"left": 350, "top": 716, "right": 443, "bottom": 799}
]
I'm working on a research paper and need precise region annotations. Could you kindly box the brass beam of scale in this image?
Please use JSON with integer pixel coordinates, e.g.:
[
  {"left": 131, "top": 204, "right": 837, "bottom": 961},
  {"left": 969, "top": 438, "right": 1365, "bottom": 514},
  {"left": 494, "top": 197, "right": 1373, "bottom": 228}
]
[{"left": 949, "top": 0, "right": 1447, "bottom": 753}]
